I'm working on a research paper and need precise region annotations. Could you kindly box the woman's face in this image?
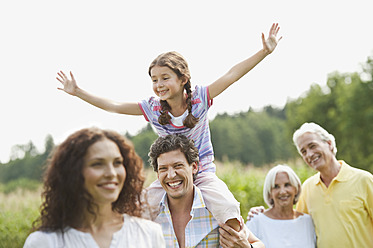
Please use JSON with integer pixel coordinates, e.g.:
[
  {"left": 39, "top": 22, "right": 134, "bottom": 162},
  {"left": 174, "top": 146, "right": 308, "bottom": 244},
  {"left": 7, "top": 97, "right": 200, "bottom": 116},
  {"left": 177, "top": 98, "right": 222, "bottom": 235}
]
[
  {"left": 83, "top": 138, "right": 126, "bottom": 205},
  {"left": 270, "top": 172, "right": 297, "bottom": 208}
]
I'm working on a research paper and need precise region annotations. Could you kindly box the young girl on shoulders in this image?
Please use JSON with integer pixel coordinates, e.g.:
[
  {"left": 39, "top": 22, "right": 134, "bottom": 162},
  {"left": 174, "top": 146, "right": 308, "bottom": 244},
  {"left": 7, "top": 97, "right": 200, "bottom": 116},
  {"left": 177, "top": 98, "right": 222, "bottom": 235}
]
[{"left": 57, "top": 23, "right": 282, "bottom": 231}]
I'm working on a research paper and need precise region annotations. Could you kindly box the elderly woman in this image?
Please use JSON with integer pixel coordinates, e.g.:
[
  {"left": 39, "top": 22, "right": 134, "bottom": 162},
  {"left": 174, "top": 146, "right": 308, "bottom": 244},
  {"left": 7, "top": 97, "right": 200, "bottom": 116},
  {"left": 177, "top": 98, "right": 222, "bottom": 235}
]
[
  {"left": 24, "top": 127, "right": 165, "bottom": 248},
  {"left": 246, "top": 164, "right": 316, "bottom": 248}
]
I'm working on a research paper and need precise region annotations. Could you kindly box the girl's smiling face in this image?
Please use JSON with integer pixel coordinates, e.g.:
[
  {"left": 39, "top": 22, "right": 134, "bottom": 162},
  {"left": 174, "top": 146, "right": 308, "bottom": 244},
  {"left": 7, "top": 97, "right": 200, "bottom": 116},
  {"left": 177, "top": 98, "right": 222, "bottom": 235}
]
[{"left": 150, "top": 66, "right": 187, "bottom": 101}]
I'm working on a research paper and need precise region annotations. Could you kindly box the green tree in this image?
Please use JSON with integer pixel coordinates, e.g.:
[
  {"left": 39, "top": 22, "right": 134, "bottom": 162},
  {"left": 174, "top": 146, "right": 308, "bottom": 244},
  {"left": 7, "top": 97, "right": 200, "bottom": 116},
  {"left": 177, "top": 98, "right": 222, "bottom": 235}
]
[
  {"left": 284, "top": 55, "right": 373, "bottom": 172},
  {"left": 210, "top": 109, "right": 292, "bottom": 166},
  {"left": 0, "top": 136, "right": 54, "bottom": 183},
  {"left": 126, "top": 124, "right": 157, "bottom": 168}
]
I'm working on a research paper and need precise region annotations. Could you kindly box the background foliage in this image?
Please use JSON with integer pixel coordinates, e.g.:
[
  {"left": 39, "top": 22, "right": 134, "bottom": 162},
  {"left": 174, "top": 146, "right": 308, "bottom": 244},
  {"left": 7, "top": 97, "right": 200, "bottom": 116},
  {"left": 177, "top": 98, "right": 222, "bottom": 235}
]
[{"left": 0, "top": 182, "right": 41, "bottom": 248}]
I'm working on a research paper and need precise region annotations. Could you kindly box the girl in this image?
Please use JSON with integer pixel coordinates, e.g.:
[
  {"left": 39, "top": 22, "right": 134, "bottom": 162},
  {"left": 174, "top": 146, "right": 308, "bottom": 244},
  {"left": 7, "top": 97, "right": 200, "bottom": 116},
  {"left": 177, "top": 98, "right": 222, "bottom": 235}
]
[{"left": 56, "top": 23, "right": 282, "bottom": 231}]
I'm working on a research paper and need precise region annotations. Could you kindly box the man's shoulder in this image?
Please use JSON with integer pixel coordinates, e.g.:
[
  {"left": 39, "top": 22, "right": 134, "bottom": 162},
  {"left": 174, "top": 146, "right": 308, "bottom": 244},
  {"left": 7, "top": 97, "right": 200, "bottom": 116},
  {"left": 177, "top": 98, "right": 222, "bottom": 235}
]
[
  {"left": 192, "top": 186, "right": 207, "bottom": 208},
  {"left": 347, "top": 164, "right": 372, "bottom": 176},
  {"left": 341, "top": 161, "right": 373, "bottom": 181},
  {"left": 302, "top": 173, "right": 320, "bottom": 187}
]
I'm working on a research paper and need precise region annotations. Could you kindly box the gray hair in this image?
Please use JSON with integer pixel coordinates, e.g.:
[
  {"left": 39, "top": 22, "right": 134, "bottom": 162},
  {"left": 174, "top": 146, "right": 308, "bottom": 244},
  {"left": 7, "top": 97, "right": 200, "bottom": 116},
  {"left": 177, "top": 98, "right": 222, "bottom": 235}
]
[
  {"left": 292, "top": 122, "right": 337, "bottom": 155},
  {"left": 263, "top": 164, "right": 302, "bottom": 208}
]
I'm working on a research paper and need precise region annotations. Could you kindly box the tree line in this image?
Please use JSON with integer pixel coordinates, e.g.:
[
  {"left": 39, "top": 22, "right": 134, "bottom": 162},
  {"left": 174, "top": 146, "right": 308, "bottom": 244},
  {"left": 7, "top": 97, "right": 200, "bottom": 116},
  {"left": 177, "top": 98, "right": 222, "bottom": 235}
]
[{"left": 1, "top": 55, "right": 372, "bottom": 183}]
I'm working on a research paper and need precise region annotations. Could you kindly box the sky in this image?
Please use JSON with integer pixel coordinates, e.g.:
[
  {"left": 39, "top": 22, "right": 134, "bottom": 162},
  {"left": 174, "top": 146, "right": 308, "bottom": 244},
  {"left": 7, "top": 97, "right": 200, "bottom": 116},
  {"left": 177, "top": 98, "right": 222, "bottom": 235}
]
[{"left": 1, "top": 0, "right": 373, "bottom": 163}]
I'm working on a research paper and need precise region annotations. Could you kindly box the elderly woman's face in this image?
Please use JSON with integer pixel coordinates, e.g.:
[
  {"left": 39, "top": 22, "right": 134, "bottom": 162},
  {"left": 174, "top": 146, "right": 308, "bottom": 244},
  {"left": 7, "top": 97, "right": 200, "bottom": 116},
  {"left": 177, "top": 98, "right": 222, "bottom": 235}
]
[
  {"left": 83, "top": 138, "right": 126, "bottom": 205},
  {"left": 270, "top": 172, "right": 297, "bottom": 208}
]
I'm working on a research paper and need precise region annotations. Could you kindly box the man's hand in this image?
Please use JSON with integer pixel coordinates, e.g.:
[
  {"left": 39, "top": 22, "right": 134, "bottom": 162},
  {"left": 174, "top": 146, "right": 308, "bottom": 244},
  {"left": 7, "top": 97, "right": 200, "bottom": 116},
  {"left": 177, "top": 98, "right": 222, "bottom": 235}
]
[{"left": 246, "top": 206, "right": 265, "bottom": 222}]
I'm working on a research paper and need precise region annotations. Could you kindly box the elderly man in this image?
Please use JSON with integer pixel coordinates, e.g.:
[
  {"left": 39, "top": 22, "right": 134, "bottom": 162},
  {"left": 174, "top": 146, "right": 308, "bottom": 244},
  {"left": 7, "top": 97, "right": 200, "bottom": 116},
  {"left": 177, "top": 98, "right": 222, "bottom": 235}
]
[
  {"left": 248, "top": 122, "right": 373, "bottom": 248},
  {"left": 148, "top": 134, "right": 264, "bottom": 248},
  {"left": 293, "top": 122, "right": 373, "bottom": 248}
]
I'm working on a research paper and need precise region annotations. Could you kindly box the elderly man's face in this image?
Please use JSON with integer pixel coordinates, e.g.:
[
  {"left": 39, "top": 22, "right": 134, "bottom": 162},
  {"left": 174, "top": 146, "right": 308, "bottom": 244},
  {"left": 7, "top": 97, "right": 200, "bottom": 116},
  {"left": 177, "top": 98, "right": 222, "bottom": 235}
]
[
  {"left": 296, "top": 132, "right": 334, "bottom": 171},
  {"left": 157, "top": 149, "right": 198, "bottom": 200}
]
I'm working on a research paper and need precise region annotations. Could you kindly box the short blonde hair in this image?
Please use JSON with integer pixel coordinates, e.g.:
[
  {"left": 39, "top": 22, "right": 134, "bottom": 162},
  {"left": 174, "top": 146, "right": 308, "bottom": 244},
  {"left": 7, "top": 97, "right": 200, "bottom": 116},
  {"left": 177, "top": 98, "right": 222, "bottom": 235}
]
[
  {"left": 292, "top": 122, "right": 337, "bottom": 155},
  {"left": 263, "top": 164, "right": 302, "bottom": 208}
]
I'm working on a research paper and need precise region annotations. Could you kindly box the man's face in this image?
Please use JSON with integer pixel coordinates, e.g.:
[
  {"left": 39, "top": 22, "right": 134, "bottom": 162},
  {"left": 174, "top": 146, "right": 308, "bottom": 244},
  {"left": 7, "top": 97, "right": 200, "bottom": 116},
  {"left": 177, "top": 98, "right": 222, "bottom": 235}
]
[
  {"left": 157, "top": 149, "right": 198, "bottom": 200},
  {"left": 296, "top": 132, "right": 334, "bottom": 171}
]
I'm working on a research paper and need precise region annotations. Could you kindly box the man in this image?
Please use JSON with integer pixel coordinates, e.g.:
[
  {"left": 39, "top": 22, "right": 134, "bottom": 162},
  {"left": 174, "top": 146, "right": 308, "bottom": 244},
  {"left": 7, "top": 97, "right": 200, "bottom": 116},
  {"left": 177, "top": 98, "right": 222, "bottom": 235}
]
[
  {"left": 293, "top": 122, "right": 373, "bottom": 248},
  {"left": 148, "top": 134, "right": 263, "bottom": 248}
]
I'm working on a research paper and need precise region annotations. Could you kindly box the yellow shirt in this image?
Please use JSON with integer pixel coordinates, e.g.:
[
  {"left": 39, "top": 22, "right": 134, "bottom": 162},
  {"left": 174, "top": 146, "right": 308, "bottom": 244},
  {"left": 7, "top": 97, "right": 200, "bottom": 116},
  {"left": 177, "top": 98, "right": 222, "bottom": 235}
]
[{"left": 296, "top": 161, "right": 373, "bottom": 248}]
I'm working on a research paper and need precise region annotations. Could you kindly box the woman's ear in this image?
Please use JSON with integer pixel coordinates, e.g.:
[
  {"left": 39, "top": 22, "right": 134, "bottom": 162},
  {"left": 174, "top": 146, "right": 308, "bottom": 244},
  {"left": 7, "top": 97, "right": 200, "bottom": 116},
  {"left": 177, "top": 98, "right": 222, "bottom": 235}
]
[{"left": 270, "top": 196, "right": 274, "bottom": 206}]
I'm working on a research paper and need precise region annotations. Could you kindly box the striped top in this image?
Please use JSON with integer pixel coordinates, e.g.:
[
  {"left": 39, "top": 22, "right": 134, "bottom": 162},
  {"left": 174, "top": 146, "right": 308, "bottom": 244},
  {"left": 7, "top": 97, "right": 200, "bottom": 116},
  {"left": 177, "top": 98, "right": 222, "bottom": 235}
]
[
  {"left": 155, "top": 186, "right": 220, "bottom": 248},
  {"left": 139, "top": 85, "right": 215, "bottom": 173}
]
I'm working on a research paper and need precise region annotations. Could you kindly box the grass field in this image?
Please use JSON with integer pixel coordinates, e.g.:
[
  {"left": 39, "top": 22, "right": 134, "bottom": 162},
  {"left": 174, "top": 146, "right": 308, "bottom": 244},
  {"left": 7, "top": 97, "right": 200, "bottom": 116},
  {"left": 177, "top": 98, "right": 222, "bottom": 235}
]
[
  {"left": 0, "top": 161, "right": 314, "bottom": 247},
  {"left": 0, "top": 188, "right": 41, "bottom": 248}
]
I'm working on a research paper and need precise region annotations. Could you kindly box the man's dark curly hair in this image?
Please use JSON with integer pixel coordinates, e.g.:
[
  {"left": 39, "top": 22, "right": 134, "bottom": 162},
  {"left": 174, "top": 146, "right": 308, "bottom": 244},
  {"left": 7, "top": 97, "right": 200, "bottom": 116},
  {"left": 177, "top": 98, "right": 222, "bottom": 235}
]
[
  {"left": 148, "top": 134, "right": 199, "bottom": 174},
  {"left": 32, "top": 127, "right": 144, "bottom": 233}
]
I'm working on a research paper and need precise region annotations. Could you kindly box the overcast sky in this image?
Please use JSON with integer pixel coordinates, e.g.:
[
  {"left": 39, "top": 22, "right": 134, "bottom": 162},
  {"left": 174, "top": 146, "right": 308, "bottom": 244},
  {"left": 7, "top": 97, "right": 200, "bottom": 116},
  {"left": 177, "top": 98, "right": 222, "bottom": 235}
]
[{"left": 1, "top": 0, "right": 372, "bottom": 163}]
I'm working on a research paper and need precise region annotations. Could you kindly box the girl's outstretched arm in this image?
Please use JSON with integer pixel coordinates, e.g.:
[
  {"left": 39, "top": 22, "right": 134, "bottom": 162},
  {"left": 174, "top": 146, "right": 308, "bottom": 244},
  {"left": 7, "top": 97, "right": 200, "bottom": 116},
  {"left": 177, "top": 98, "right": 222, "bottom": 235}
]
[
  {"left": 56, "top": 71, "right": 142, "bottom": 115},
  {"left": 208, "top": 23, "right": 282, "bottom": 99}
]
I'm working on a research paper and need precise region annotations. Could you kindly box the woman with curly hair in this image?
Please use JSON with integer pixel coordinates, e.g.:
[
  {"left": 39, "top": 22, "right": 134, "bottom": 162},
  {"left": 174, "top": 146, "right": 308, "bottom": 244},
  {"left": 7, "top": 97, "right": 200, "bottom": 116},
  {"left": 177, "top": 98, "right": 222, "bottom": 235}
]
[{"left": 24, "top": 127, "right": 165, "bottom": 248}]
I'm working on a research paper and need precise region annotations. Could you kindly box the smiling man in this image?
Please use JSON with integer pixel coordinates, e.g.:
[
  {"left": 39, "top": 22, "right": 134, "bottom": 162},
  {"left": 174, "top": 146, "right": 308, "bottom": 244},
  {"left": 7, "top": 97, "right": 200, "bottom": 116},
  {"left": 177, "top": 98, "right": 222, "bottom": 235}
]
[
  {"left": 148, "top": 134, "right": 264, "bottom": 248},
  {"left": 293, "top": 122, "right": 373, "bottom": 248}
]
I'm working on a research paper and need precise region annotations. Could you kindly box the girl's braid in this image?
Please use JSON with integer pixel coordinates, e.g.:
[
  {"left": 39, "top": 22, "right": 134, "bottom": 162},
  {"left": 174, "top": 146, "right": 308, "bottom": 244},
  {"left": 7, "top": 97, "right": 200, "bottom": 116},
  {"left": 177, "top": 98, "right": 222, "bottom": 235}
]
[
  {"left": 159, "top": 100, "right": 172, "bottom": 125},
  {"left": 183, "top": 81, "right": 199, "bottom": 128}
]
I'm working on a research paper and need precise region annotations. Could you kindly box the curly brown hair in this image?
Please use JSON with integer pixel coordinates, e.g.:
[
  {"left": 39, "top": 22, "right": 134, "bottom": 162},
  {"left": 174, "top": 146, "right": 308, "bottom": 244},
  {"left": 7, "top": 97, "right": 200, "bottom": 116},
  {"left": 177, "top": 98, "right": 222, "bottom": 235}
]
[
  {"left": 32, "top": 127, "right": 144, "bottom": 233},
  {"left": 148, "top": 134, "right": 199, "bottom": 177},
  {"left": 148, "top": 51, "right": 199, "bottom": 128}
]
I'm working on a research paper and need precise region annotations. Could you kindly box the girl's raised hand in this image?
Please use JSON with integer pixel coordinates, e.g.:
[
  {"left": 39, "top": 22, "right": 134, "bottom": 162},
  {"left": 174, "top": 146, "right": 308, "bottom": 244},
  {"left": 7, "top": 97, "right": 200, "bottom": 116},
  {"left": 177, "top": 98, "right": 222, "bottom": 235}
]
[
  {"left": 56, "top": 71, "right": 78, "bottom": 96},
  {"left": 262, "top": 23, "right": 282, "bottom": 54}
]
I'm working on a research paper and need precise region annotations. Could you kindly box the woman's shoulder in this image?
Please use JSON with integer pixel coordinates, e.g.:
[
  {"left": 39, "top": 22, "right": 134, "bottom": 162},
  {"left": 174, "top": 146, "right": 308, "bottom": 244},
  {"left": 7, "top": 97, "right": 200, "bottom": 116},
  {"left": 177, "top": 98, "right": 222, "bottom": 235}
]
[
  {"left": 117, "top": 215, "right": 165, "bottom": 247},
  {"left": 24, "top": 228, "right": 85, "bottom": 248},
  {"left": 296, "top": 211, "right": 312, "bottom": 218},
  {"left": 23, "top": 231, "right": 57, "bottom": 248},
  {"left": 121, "top": 214, "right": 164, "bottom": 245},
  {"left": 295, "top": 211, "right": 314, "bottom": 225},
  {"left": 124, "top": 214, "right": 162, "bottom": 230},
  {"left": 246, "top": 212, "right": 266, "bottom": 225}
]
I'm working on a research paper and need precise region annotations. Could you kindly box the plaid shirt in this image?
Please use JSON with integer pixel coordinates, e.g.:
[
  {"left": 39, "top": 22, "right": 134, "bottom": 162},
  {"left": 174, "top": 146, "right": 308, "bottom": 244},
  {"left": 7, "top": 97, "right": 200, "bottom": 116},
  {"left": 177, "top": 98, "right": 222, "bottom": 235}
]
[{"left": 155, "top": 186, "right": 220, "bottom": 248}]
